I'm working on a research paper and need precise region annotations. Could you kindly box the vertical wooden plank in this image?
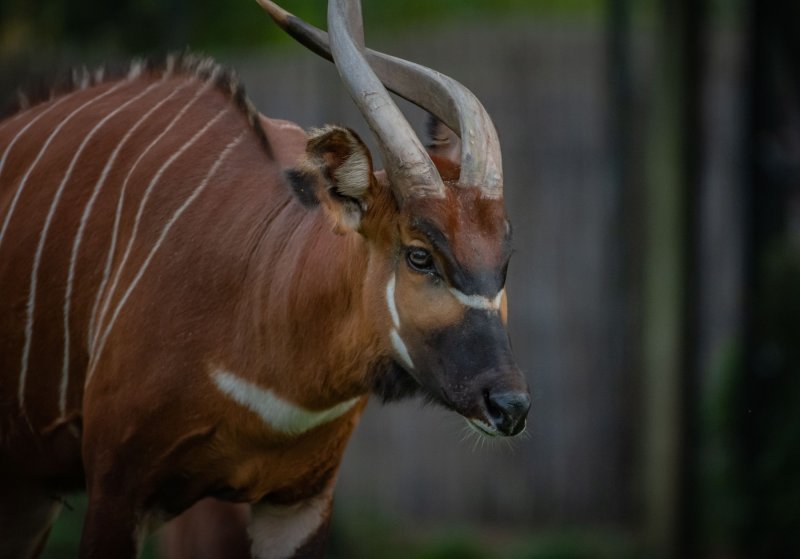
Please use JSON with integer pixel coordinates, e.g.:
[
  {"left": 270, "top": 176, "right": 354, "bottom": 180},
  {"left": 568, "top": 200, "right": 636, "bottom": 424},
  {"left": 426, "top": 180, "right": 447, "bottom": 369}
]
[
  {"left": 642, "top": 0, "right": 705, "bottom": 556},
  {"left": 607, "top": 0, "right": 638, "bottom": 524}
]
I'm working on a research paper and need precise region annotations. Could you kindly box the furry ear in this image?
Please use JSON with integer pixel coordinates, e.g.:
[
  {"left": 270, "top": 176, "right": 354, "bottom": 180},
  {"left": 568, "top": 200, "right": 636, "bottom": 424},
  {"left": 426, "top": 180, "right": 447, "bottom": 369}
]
[
  {"left": 287, "top": 125, "right": 375, "bottom": 232},
  {"left": 426, "top": 115, "right": 461, "bottom": 165}
]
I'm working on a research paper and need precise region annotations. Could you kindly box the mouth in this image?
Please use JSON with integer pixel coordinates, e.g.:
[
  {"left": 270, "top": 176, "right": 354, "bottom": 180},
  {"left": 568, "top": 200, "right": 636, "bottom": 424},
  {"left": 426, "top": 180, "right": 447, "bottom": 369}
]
[
  {"left": 373, "top": 361, "right": 529, "bottom": 438},
  {"left": 443, "top": 383, "right": 530, "bottom": 438},
  {"left": 431, "top": 385, "right": 529, "bottom": 438},
  {"left": 465, "top": 417, "right": 500, "bottom": 437}
]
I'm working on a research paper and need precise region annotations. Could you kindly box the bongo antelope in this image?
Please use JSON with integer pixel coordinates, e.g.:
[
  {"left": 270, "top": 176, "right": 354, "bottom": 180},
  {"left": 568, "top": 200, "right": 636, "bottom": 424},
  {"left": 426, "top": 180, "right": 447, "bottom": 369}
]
[{"left": 0, "top": 1, "right": 529, "bottom": 557}]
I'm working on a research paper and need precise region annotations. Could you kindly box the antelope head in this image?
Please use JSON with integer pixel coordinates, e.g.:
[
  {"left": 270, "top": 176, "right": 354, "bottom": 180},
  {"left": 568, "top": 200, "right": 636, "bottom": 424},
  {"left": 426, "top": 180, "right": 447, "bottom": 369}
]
[{"left": 259, "top": 0, "right": 530, "bottom": 437}]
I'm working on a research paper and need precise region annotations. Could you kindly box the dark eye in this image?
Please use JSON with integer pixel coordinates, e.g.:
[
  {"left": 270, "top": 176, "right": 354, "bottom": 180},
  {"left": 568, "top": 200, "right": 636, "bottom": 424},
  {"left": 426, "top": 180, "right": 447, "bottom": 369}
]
[{"left": 406, "top": 247, "right": 435, "bottom": 273}]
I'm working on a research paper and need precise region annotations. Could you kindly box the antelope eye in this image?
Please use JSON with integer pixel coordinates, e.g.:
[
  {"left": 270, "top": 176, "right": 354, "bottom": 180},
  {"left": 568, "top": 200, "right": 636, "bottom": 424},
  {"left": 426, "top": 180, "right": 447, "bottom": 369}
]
[{"left": 406, "top": 247, "right": 435, "bottom": 273}]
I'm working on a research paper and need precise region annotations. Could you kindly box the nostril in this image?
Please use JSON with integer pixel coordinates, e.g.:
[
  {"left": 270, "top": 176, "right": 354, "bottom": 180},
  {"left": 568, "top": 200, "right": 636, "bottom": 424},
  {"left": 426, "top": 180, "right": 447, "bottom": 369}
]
[
  {"left": 484, "top": 390, "right": 531, "bottom": 436},
  {"left": 483, "top": 389, "right": 505, "bottom": 422}
]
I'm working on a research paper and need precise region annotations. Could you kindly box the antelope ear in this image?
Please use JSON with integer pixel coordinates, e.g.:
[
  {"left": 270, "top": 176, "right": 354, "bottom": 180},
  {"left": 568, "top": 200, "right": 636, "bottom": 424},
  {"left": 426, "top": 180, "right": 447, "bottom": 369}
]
[
  {"left": 426, "top": 115, "right": 461, "bottom": 164},
  {"left": 288, "top": 125, "right": 374, "bottom": 232}
]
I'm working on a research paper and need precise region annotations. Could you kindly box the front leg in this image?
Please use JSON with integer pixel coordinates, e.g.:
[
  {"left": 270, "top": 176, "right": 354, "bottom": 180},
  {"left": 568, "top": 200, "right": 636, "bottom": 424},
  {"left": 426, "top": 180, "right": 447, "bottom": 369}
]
[
  {"left": 79, "top": 490, "right": 140, "bottom": 559},
  {"left": 249, "top": 487, "right": 334, "bottom": 559},
  {"left": 81, "top": 461, "right": 178, "bottom": 559}
]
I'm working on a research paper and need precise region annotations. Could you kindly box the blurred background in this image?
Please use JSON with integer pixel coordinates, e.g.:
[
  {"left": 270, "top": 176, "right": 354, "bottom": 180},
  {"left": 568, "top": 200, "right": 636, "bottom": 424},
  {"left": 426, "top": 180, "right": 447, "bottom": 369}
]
[{"left": 1, "top": 0, "right": 799, "bottom": 557}]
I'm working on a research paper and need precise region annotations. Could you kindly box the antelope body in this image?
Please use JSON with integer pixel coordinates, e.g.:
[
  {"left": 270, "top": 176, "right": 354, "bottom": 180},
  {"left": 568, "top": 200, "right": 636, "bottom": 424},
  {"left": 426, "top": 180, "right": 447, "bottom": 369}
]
[{"left": 0, "top": 1, "right": 529, "bottom": 558}]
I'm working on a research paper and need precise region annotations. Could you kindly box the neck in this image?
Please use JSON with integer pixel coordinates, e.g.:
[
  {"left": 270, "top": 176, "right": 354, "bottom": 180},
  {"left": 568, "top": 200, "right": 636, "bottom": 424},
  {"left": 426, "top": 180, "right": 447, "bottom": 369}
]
[{"left": 236, "top": 202, "right": 386, "bottom": 409}]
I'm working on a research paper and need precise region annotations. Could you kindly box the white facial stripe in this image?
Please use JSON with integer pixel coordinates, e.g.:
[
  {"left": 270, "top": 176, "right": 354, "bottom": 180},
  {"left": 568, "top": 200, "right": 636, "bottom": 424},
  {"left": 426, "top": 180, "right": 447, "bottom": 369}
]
[
  {"left": 494, "top": 289, "right": 504, "bottom": 309},
  {"left": 386, "top": 275, "right": 503, "bottom": 370},
  {"left": 386, "top": 273, "right": 414, "bottom": 369},
  {"left": 210, "top": 369, "right": 360, "bottom": 436},
  {"left": 390, "top": 329, "right": 414, "bottom": 370},
  {"left": 449, "top": 287, "right": 505, "bottom": 311},
  {"left": 386, "top": 273, "right": 400, "bottom": 328}
]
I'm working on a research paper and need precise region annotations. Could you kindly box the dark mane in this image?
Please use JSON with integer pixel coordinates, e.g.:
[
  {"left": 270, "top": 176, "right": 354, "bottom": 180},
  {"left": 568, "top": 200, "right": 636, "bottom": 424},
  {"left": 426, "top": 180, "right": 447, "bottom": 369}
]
[{"left": 2, "top": 52, "right": 269, "bottom": 153}]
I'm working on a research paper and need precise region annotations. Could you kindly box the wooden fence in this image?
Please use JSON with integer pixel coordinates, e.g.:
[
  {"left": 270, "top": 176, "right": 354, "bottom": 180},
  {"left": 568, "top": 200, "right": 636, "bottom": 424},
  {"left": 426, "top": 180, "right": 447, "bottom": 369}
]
[{"left": 0, "top": 12, "right": 748, "bottom": 545}]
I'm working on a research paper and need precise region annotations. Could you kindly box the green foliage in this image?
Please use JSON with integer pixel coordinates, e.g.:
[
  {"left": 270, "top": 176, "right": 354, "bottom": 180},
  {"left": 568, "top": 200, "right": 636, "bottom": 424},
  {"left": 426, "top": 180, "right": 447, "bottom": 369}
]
[
  {"left": 39, "top": 494, "right": 88, "bottom": 559},
  {"left": 329, "top": 505, "right": 638, "bottom": 559},
  {"left": 40, "top": 500, "right": 639, "bottom": 559},
  {"left": 40, "top": 493, "right": 157, "bottom": 559},
  {"left": 416, "top": 536, "right": 490, "bottom": 559},
  {"left": 0, "top": 0, "right": 602, "bottom": 55},
  {"left": 699, "top": 340, "right": 748, "bottom": 550},
  {"left": 700, "top": 243, "right": 800, "bottom": 556},
  {"left": 746, "top": 243, "right": 800, "bottom": 556},
  {"left": 505, "top": 531, "right": 638, "bottom": 559},
  {"left": 327, "top": 507, "right": 414, "bottom": 559}
]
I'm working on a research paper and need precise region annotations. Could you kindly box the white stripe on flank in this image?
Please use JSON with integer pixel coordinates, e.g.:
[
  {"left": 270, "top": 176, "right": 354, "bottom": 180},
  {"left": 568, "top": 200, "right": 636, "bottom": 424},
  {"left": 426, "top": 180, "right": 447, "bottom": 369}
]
[
  {"left": 0, "top": 94, "right": 74, "bottom": 249},
  {"left": 0, "top": 107, "right": 26, "bottom": 135},
  {"left": 17, "top": 80, "right": 129, "bottom": 410},
  {"left": 58, "top": 81, "right": 162, "bottom": 416},
  {"left": 86, "top": 129, "right": 245, "bottom": 386},
  {"left": 86, "top": 79, "right": 198, "bottom": 347},
  {"left": 211, "top": 369, "right": 360, "bottom": 436},
  {"left": 449, "top": 287, "right": 504, "bottom": 311},
  {"left": 385, "top": 273, "right": 400, "bottom": 328},
  {"left": 82, "top": 81, "right": 192, "bottom": 348},
  {"left": 89, "top": 72, "right": 220, "bottom": 353}
]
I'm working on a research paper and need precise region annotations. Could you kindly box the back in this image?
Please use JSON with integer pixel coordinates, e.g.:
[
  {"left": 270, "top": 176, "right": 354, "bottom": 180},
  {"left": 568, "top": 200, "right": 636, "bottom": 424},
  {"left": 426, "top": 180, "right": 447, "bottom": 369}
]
[{"left": 0, "top": 58, "right": 275, "bottom": 477}]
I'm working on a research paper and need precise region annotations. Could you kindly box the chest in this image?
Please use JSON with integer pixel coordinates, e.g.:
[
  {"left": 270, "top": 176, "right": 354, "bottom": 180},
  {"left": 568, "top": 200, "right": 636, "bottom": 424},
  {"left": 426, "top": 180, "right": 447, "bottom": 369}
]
[{"left": 178, "top": 398, "right": 365, "bottom": 510}]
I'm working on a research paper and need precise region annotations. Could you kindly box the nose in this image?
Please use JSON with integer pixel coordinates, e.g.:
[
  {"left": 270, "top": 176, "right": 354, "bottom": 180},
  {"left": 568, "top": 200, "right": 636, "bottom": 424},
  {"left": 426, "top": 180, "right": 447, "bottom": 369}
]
[{"left": 484, "top": 390, "right": 531, "bottom": 436}]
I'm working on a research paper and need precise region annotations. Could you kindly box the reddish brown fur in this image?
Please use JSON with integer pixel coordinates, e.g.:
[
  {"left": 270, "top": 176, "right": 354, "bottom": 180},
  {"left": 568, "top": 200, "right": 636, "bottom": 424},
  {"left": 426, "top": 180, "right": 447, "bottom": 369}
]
[
  {"left": 0, "top": 66, "right": 392, "bottom": 557},
  {"left": 0, "top": 56, "right": 523, "bottom": 559},
  {"left": 404, "top": 186, "right": 510, "bottom": 274}
]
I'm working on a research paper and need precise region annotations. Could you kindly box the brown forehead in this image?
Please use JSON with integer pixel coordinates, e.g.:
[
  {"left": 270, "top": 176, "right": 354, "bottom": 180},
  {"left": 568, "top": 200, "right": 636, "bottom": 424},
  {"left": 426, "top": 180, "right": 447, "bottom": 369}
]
[{"left": 401, "top": 186, "right": 510, "bottom": 271}]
